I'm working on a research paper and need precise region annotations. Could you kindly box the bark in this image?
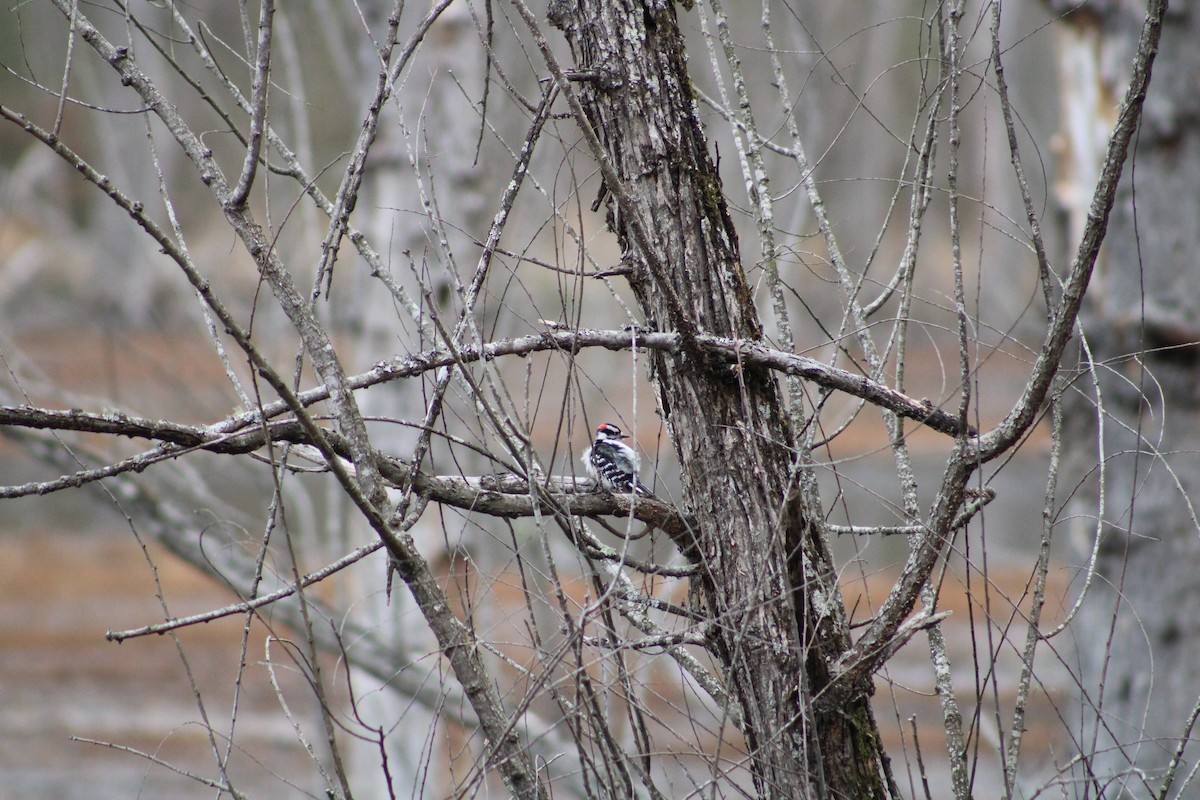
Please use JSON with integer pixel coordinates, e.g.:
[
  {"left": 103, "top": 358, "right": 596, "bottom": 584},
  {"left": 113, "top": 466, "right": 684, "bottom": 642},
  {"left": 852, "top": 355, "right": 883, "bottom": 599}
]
[
  {"left": 545, "top": 2, "right": 891, "bottom": 796},
  {"left": 1055, "top": 2, "right": 1200, "bottom": 795}
]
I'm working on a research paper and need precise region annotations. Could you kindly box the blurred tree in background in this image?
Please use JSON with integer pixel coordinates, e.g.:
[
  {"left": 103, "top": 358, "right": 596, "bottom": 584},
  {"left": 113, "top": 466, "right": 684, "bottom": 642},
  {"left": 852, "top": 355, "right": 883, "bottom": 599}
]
[
  {"left": 0, "top": 0, "right": 1183, "bottom": 798},
  {"left": 1055, "top": 2, "right": 1200, "bottom": 797}
]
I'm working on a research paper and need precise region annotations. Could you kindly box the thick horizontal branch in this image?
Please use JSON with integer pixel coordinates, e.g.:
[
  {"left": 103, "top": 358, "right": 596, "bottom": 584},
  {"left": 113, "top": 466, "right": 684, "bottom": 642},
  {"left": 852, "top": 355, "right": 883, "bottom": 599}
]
[
  {"left": 0, "top": 405, "right": 236, "bottom": 450},
  {"left": 0, "top": 329, "right": 969, "bottom": 465},
  {"left": 0, "top": 410, "right": 693, "bottom": 541},
  {"left": 366, "top": 328, "right": 973, "bottom": 437},
  {"left": 372, "top": 453, "right": 694, "bottom": 542}
]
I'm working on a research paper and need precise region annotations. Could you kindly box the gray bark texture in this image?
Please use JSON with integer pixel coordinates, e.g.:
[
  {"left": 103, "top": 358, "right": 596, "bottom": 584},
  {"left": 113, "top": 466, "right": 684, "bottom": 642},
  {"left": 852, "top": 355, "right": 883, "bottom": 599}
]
[
  {"left": 547, "top": 1, "right": 892, "bottom": 797},
  {"left": 1058, "top": 2, "right": 1200, "bottom": 796}
]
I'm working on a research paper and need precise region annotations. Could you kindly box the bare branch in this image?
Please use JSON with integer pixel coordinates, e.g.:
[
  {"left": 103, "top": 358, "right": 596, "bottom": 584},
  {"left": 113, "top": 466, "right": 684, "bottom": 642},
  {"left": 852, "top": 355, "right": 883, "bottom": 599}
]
[
  {"left": 70, "top": 737, "right": 244, "bottom": 798},
  {"left": 834, "top": 0, "right": 1169, "bottom": 692},
  {"left": 313, "top": 0, "right": 453, "bottom": 297},
  {"left": 827, "top": 488, "right": 994, "bottom": 537},
  {"left": 370, "top": 329, "right": 974, "bottom": 436},
  {"left": 226, "top": 0, "right": 273, "bottom": 208},
  {"left": 375, "top": 456, "right": 694, "bottom": 540},
  {"left": 973, "top": 0, "right": 1169, "bottom": 463},
  {"left": 0, "top": 410, "right": 693, "bottom": 539},
  {"left": 106, "top": 539, "right": 386, "bottom": 642},
  {"left": 0, "top": 328, "right": 974, "bottom": 454}
]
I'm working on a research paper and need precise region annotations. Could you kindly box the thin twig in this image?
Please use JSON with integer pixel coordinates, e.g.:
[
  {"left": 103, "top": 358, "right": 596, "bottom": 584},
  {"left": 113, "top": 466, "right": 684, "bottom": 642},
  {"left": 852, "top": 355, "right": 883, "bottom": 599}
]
[
  {"left": 71, "top": 737, "right": 246, "bottom": 798},
  {"left": 829, "top": 489, "right": 994, "bottom": 537},
  {"left": 909, "top": 717, "right": 935, "bottom": 800},
  {"left": 313, "top": 0, "right": 453, "bottom": 297},
  {"left": 1160, "top": 697, "right": 1200, "bottom": 800},
  {"left": 938, "top": 4, "right": 972, "bottom": 796},
  {"left": 227, "top": 0, "right": 273, "bottom": 208},
  {"left": 107, "top": 539, "right": 385, "bottom": 642}
]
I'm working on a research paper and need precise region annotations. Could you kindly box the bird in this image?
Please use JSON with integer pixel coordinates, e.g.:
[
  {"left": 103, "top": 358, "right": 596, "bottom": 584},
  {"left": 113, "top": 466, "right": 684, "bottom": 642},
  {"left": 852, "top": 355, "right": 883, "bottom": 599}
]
[{"left": 582, "top": 422, "right": 654, "bottom": 497}]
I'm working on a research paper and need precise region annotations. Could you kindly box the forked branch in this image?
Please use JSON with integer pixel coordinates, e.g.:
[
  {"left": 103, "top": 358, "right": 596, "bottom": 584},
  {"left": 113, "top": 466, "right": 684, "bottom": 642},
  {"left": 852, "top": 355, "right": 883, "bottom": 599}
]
[{"left": 834, "top": 0, "right": 1169, "bottom": 690}]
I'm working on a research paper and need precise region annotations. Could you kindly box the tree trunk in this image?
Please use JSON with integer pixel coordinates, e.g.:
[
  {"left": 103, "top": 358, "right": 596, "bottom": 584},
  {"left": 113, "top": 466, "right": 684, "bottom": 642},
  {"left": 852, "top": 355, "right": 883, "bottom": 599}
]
[
  {"left": 548, "top": 2, "right": 892, "bottom": 796},
  {"left": 1057, "top": 3, "right": 1200, "bottom": 795}
]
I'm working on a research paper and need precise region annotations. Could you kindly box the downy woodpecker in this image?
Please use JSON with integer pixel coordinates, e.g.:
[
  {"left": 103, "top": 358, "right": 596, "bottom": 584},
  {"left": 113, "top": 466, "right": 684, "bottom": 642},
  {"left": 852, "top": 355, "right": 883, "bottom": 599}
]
[{"left": 583, "top": 423, "right": 654, "bottom": 497}]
